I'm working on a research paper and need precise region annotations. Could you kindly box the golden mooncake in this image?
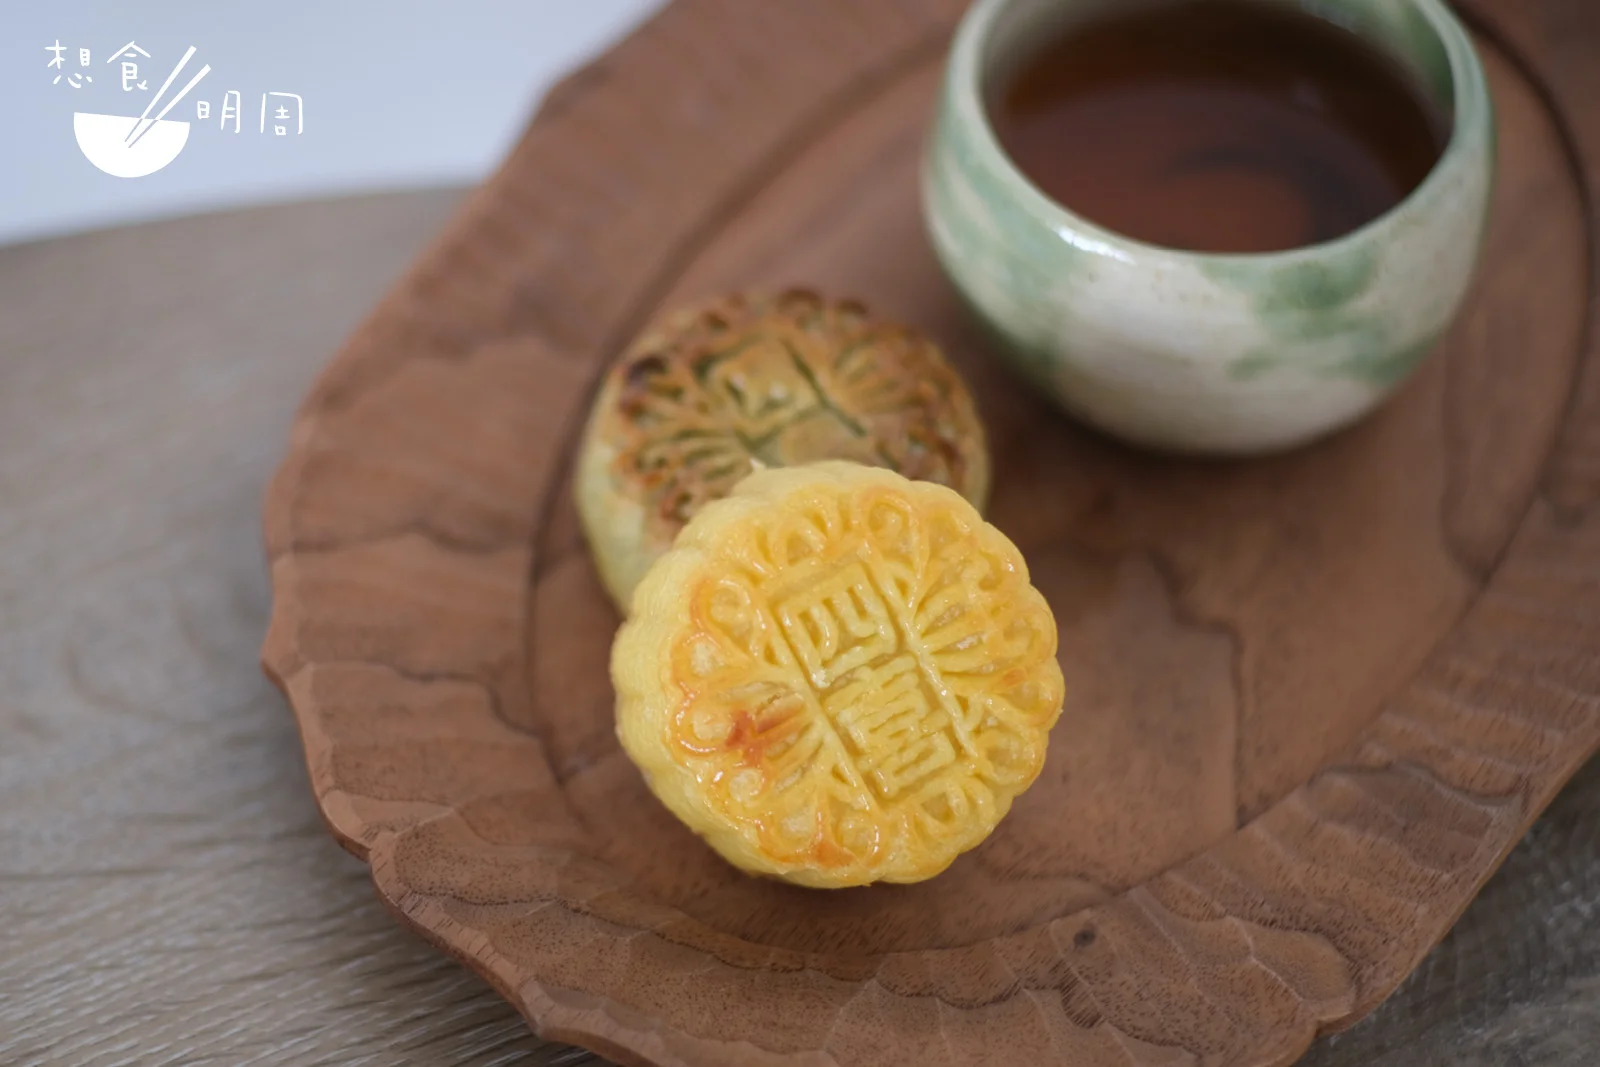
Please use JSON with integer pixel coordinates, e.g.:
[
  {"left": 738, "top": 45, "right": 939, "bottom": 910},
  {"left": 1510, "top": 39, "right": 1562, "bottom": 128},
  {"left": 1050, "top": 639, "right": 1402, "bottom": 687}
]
[
  {"left": 575, "top": 290, "right": 990, "bottom": 612},
  {"left": 612, "top": 461, "right": 1063, "bottom": 888}
]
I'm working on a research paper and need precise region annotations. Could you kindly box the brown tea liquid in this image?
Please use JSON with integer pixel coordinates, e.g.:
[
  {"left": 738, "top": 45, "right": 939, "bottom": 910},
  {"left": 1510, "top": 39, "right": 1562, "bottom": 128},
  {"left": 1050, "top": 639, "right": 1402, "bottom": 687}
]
[{"left": 990, "top": 0, "right": 1450, "bottom": 253}]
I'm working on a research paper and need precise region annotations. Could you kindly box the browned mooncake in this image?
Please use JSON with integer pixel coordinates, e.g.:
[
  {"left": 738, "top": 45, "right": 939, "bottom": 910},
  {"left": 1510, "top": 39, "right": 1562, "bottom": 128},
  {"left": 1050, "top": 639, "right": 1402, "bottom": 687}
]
[{"left": 575, "top": 290, "right": 990, "bottom": 611}]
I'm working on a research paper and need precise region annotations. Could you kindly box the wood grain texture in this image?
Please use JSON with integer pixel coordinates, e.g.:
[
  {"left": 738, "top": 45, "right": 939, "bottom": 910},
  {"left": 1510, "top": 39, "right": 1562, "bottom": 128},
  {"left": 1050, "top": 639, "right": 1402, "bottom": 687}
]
[
  {"left": 0, "top": 194, "right": 1595, "bottom": 1067},
  {"left": 257, "top": 1, "right": 1598, "bottom": 1065},
  {"left": 0, "top": 191, "right": 585, "bottom": 1067}
]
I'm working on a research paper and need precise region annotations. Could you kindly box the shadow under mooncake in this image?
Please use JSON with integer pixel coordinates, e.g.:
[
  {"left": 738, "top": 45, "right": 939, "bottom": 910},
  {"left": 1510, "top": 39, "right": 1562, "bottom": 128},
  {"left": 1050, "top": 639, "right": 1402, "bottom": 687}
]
[
  {"left": 611, "top": 462, "right": 1064, "bottom": 888},
  {"left": 575, "top": 290, "right": 990, "bottom": 612}
]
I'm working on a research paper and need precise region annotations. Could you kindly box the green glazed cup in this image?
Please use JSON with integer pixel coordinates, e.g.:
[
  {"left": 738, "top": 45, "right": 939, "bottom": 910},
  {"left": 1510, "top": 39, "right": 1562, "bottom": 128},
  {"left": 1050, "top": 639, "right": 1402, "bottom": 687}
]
[{"left": 922, "top": 0, "right": 1495, "bottom": 454}]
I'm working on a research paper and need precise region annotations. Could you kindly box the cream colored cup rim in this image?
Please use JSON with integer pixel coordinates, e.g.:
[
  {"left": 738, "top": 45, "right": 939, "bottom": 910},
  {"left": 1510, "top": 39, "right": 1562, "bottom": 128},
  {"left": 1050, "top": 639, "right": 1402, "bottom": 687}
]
[{"left": 943, "top": 0, "right": 1494, "bottom": 266}]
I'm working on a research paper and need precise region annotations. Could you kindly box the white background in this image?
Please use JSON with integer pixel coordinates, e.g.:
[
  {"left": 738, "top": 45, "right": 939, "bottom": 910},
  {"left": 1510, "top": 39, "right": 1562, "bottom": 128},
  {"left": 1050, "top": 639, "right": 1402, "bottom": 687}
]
[{"left": 3, "top": 1, "right": 667, "bottom": 246}]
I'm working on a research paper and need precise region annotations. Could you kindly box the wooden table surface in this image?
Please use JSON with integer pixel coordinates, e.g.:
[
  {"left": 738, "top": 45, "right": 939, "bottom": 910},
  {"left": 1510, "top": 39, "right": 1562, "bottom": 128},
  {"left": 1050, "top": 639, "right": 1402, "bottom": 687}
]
[{"left": 1, "top": 191, "right": 1595, "bottom": 1067}]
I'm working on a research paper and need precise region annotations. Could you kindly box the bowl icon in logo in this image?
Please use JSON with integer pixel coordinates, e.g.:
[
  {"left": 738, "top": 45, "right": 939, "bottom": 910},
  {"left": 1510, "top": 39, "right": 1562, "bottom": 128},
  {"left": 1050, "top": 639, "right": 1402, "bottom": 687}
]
[{"left": 73, "top": 112, "right": 191, "bottom": 178}]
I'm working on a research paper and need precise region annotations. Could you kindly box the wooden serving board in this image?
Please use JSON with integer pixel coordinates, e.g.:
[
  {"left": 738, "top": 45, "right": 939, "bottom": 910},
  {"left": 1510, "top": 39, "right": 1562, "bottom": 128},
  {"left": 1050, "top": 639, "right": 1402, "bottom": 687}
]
[{"left": 261, "top": 1, "right": 1600, "bottom": 1064}]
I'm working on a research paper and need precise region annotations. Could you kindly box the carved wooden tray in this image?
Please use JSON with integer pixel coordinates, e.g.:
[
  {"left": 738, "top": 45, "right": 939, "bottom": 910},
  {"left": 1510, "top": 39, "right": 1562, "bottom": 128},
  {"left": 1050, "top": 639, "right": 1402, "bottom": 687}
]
[{"left": 261, "top": 1, "right": 1600, "bottom": 1063}]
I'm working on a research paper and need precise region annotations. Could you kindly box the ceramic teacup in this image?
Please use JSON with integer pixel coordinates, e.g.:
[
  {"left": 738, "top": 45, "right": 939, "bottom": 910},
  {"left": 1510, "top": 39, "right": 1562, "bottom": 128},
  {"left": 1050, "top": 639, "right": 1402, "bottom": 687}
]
[{"left": 922, "top": 0, "right": 1495, "bottom": 454}]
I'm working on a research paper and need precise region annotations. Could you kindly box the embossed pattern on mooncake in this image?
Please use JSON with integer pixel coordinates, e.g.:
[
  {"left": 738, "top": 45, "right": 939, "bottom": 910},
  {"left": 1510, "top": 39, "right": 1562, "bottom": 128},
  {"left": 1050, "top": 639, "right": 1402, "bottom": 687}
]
[
  {"left": 612, "top": 462, "right": 1062, "bottom": 888},
  {"left": 576, "top": 291, "right": 990, "bottom": 611}
]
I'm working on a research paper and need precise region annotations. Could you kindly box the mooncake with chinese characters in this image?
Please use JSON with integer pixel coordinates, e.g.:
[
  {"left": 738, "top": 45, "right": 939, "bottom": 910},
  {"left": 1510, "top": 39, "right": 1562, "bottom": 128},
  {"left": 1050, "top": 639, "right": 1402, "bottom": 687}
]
[
  {"left": 611, "top": 462, "right": 1063, "bottom": 888},
  {"left": 576, "top": 290, "right": 989, "bottom": 612}
]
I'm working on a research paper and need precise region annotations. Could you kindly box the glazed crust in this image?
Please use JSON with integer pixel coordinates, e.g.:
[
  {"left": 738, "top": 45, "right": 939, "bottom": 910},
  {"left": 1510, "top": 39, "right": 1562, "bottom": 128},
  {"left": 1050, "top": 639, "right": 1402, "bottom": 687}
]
[
  {"left": 612, "top": 462, "right": 1063, "bottom": 888},
  {"left": 576, "top": 290, "right": 990, "bottom": 612}
]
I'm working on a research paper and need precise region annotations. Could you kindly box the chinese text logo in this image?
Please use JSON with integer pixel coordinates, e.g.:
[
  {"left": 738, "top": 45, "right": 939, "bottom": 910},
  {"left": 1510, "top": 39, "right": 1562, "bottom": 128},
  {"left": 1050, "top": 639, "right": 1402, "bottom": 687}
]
[{"left": 47, "top": 38, "right": 304, "bottom": 178}]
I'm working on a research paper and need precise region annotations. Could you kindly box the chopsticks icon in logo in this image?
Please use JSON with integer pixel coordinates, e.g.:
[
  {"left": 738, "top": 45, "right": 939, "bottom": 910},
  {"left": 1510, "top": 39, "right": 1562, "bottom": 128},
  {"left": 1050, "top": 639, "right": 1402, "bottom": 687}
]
[{"left": 124, "top": 46, "right": 211, "bottom": 148}]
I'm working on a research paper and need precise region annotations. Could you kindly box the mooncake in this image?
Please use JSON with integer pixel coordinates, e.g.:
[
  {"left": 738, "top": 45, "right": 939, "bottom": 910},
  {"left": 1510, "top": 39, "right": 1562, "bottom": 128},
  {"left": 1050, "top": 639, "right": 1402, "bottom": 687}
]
[
  {"left": 612, "top": 461, "right": 1063, "bottom": 888},
  {"left": 576, "top": 290, "right": 990, "bottom": 612}
]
